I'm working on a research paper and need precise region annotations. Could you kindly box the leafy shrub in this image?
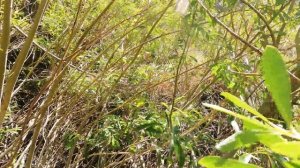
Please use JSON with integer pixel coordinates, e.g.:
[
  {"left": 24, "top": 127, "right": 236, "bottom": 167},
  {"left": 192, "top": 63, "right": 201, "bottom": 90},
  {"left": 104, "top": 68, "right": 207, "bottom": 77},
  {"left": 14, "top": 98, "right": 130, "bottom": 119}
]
[{"left": 200, "top": 46, "right": 300, "bottom": 168}]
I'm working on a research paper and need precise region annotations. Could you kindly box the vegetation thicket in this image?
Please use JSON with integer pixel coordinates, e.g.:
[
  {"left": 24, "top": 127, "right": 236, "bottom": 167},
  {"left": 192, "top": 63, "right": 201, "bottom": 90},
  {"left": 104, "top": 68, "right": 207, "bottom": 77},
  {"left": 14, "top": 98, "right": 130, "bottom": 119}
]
[{"left": 0, "top": 0, "right": 300, "bottom": 167}]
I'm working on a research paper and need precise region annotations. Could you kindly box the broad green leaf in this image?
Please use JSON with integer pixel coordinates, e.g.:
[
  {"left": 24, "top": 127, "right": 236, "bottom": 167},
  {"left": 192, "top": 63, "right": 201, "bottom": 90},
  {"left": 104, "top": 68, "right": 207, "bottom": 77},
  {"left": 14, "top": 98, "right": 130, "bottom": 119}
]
[
  {"left": 270, "top": 142, "right": 300, "bottom": 159},
  {"left": 203, "top": 103, "right": 293, "bottom": 138},
  {"left": 242, "top": 117, "right": 291, "bottom": 139},
  {"left": 260, "top": 46, "right": 292, "bottom": 126},
  {"left": 202, "top": 103, "right": 286, "bottom": 151},
  {"left": 283, "top": 160, "right": 300, "bottom": 168},
  {"left": 198, "top": 156, "right": 261, "bottom": 168},
  {"left": 221, "top": 92, "right": 269, "bottom": 122},
  {"left": 242, "top": 117, "right": 287, "bottom": 146},
  {"left": 242, "top": 116, "right": 272, "bottom": 131},
  {"left": 216, "top": 129, "right": 285, "bottom": 152},
  {"left": 216, "top": 131, "right": 256, "bottom": 152}
]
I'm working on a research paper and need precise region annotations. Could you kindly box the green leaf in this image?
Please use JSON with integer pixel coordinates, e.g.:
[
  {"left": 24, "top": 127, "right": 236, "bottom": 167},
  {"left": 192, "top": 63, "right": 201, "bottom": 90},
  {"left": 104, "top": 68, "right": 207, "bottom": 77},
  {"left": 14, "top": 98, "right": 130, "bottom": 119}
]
[
  {"left": 226, "top": 0, "right": 238, "bottom": 8},
  {"left": 242, "top": 116, "right": 272, "bottom": 131},
  {"left": 260, "top": 46, "right": 292, "bottom": 126},
  {"left": 283, "top": 160, "right": 300, "bottom": 168},
  {"left": 221, "top": 92, "right": 269, "bottom": 122},
  {"left": 216, "top": 129, "right": 285, "bottom": 152},
  {"left": 202, "top": 103, "right": 264, "bottom": 128},
  {"left": 199, "top": 156, "right": 261, "bottom": 168},
  {"left": 216, "top": 131, "right": 256, "bottom": 152},
  {"left": 136, "top": 121, "right": 159, "bottom": 130},
  {"left": 276, "top": 0, "right": 286, "bottom": 5},
  {"left": 172, "top": 136, "right": 185, "bottom": 168},
  {"left": 270, "top": 142, "right": 300, "bottom": 159},
  {"left": 63, "top": 132, "right": 79, "bottom": 150},
  {"left": 202, "top": 102, "right": 294, "bottom": 139},
  {"left": 202, "top": 103, "right": 286, "bottom": 152}
]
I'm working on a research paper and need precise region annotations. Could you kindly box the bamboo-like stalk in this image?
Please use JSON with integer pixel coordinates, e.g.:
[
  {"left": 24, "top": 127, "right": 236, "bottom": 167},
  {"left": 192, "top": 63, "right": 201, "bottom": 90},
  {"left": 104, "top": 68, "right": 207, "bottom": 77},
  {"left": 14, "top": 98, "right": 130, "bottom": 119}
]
[
  {"left": 25, "top": 40, "right": 78, "bottom": 168},
  {"left": 25, "top": 71, "right": 64, "bottom": 168},
  {"left": 65, "top": 1, "right": 175, "bottom": 166},
  {"left": 0, "top": 0, "right": 12, "bottom": 111},
  {"left": 0, "top": 0, "right": 49, "bottom": 127},
  {"left": 294, "top": 27, "right": 300, "bottom": 91},
  {"left": 37, "top": 25, "right": 171, "bottom": 166},
  {"left": 75, "top": 0, "right": 116, "bottom": 49},
  {"left": 25, "top": 0, "right": 87, "bottom": 166}
]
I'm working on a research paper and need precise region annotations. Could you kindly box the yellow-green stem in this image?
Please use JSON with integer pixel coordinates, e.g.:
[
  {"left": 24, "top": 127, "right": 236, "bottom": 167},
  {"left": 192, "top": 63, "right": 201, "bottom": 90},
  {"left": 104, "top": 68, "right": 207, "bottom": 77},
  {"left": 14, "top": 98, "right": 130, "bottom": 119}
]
[
  {"left": 0, "top": 0, "right": 49, "bottom": 127},
  {"left": 0, "top": 0, "right": 12, "bottom": 111}
]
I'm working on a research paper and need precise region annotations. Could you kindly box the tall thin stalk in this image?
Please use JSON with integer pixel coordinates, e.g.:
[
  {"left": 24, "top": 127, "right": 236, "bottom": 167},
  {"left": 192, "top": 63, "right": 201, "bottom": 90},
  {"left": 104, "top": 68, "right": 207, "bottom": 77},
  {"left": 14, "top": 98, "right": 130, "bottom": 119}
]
[
  {"left": 25, "top": 70, "right": 64, "bottom": 168},
  {"left": 294, "top": 27, "right": 300, "bottom": 88},
  {"left": 0, "top": 0, "right": 49, "bottom": 127},
  {"left": 0, "top": 0, "right": 12, "bottom": 111}
]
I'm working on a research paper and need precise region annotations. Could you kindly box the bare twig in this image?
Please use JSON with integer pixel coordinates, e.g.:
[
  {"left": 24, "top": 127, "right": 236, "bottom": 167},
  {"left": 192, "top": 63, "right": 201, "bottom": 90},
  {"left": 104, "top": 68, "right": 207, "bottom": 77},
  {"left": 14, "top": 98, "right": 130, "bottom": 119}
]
[
  {"left": 197, "top": 0, "right": 262, "bottom": 55},
  {"left": 240, "top": 0, "right": 276, "bottom": 46}
]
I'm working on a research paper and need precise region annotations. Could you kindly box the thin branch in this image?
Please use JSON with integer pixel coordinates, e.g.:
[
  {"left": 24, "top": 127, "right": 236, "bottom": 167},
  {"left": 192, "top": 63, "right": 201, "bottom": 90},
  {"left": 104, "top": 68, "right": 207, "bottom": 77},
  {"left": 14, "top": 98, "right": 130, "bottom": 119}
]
[
  {"left": 0, "top": 0, "right": 50, "bottom": 128},
  {"left": 0, "top": 0, "right": 12, "bottom": 108},
  {"left": 12, "top": 25, "right": 82, "bottom": 71},
  {"left": 197, "top": 0, "right": 262, "bottom": 55},
  {"left": 169, "top": 34, "right": 189, "bottom": 133},
  {"left": 240, "top": 0, "right": 276, "bottom": 46}
]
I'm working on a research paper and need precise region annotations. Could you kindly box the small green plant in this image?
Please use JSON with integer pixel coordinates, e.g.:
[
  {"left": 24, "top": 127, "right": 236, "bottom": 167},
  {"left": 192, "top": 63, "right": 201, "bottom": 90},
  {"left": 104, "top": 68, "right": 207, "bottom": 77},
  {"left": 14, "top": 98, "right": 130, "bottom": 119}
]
[{"left": 199, "top": 46, "right": 300, "bottom": 168}]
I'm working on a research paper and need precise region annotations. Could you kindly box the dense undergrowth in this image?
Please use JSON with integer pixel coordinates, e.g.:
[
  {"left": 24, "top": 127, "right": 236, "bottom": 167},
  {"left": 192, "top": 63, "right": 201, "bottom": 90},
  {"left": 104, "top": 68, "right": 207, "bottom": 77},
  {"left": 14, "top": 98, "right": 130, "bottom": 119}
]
[{"left": 0, "top": 0, "right": 300, "bottom": 167}]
